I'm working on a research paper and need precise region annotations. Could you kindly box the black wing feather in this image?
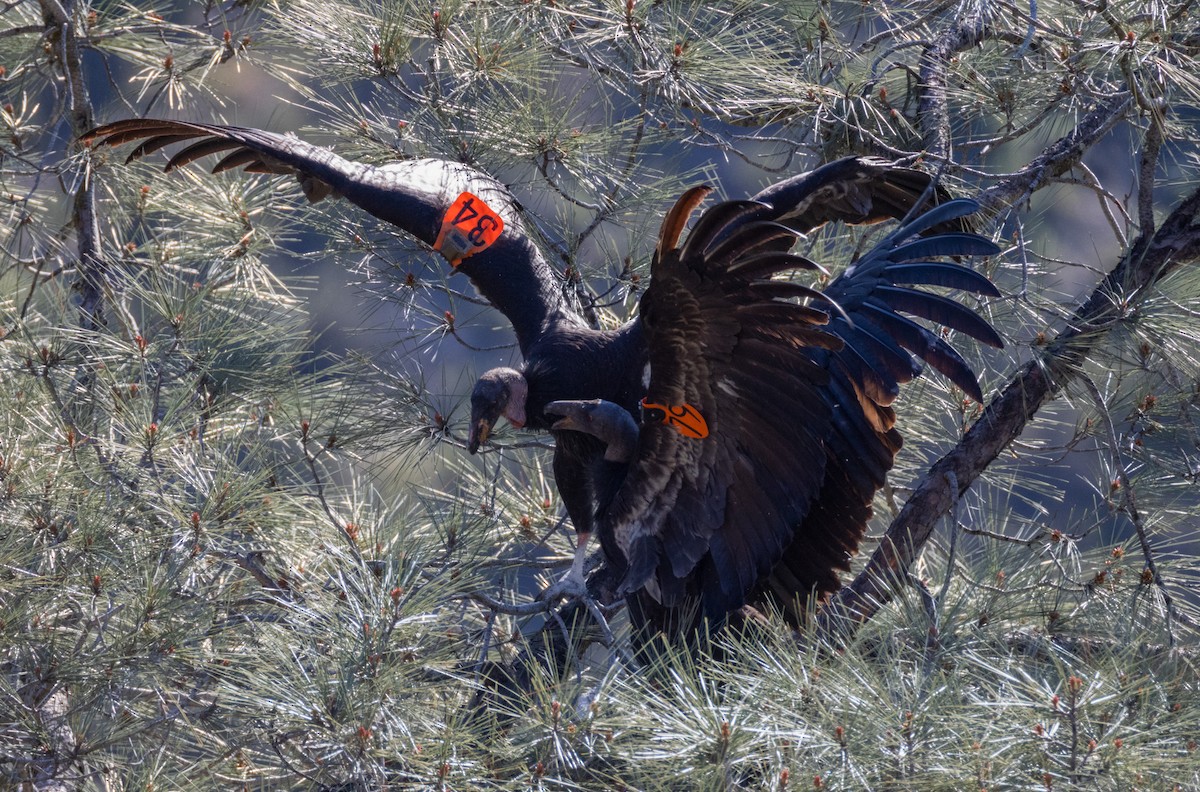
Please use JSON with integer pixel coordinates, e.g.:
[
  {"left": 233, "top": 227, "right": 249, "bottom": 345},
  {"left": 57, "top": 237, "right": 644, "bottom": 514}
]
[
  {"left": 859, "top": 301, "right": 986, "bottom": 401},
  {"left": 84, "top": 117, "right": 569, "bottom": 356},
  {"left": 874, "top": 286, "right": 1004, "bottom": 348},
  {"left": 878, "top": 197, "right": 982, "bottom": 240},
  {"left": 882, "top": 261, "right": 1001, "bottom": 295},
  {"left": 888, "top": 234, "right": 1003, "bottom": 261},
  {"left": 729, "top": 251, "right": 828, "bottom": 280},
  {"left": 604, "top": 192, "right": 841, "bottom": 619},
  {"left": 702, "top": 220, "right": 803, "bottom": 266},
  {"left": 677, "top": 200, "right": 768, "bottom": 262}
]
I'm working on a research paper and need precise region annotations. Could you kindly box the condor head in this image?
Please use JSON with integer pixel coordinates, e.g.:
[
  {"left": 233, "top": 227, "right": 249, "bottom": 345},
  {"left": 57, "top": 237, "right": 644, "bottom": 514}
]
[{"left": 467, "top": 367, "right": 528, "bottom": 453}]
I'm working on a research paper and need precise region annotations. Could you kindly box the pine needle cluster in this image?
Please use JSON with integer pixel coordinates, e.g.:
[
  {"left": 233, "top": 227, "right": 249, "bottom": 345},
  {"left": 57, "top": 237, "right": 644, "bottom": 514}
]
[{"left": 1, "top": 0, "right": 1199, "bottom": 789}]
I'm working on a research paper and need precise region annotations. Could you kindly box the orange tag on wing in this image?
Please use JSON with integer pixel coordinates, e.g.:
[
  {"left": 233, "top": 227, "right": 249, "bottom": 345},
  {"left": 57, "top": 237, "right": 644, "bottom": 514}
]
[
  {"left": 641, "top": 399, "right": 709, "bottom": 439},
  {"left": 434, "top": 192, "right": 504, "bottom": 265}
]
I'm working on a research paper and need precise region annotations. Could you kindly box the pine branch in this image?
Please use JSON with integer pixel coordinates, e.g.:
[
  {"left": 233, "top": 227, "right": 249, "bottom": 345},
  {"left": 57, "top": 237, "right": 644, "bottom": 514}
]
[
  {"left": 39, "top": 0, "right": 103, "bottom": 330},
  {"left": 18, "top": 3, "right": 102, "bottom": 788},
  {"left": 978, "top": 92, "right": 1134, "bottom": 214},
  {"left": 917, "top": 5, "right": 989, "bottom": 158}
]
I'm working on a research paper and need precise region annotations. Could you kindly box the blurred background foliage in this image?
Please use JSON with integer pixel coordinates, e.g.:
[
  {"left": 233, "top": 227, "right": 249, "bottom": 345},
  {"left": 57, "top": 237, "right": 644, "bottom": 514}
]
[{"left": 1, "top": 0, "right": 1199, "bottom": 788}]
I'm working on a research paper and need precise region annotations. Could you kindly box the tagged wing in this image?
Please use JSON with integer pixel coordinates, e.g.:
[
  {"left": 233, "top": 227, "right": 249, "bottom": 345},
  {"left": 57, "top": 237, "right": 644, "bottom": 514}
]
[
  {"left": 83, "top": 118, "right": 567, "bottom": 354},
  {"left": 605, "top": 193, "right": 844, "bottom": 621}
]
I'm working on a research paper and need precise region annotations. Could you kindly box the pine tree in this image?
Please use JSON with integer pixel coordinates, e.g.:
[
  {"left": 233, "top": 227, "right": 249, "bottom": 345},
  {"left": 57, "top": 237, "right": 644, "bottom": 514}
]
[{"left": 2, "top": 1, "right": 1199, "bottom": 788}]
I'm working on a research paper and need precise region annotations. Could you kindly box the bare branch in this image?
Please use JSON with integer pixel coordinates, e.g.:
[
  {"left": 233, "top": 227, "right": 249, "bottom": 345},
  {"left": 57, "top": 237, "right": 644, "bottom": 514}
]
[
  {"left": 978, "top": 93, "right": 1134, "bottom": 213},
  {"left": 917, "top": 6, "right": 988, "bottom": 158}
]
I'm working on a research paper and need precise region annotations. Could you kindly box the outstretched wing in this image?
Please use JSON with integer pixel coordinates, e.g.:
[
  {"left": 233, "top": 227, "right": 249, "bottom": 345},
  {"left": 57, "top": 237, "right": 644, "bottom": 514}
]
[
  {"left": 752, "top": 156, "right": 971, "bottom": 235},
  {"left": 83, "top": 118, "right": 568, "bottom": 354},
  {"left": 752, "top": 198, "right": 1003, "bottom": 621},
  {"left": 603, "top": 190, "right": 846, "bottom": 620},
  {"left": 611, "top": 192, "right": 1001, "bottom": 626}
]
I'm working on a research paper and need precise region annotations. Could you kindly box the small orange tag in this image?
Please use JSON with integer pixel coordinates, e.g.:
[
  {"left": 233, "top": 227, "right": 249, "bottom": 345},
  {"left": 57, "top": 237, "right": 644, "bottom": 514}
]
[
  {"left": 641, "top": 399, "right": 709, "bottom": 439},
  {"left": 434, "top": 192, "right": 504, "bottom": 265}
]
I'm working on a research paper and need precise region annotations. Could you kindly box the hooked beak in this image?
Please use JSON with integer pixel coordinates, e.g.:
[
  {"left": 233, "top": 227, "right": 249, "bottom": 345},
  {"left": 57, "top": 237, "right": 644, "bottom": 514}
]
[
  {"left": 468, "top": 418, "right": 491, "bottom": 454},
  {"left": 544, "top": 400, "right": 583, "bottom": 432}
]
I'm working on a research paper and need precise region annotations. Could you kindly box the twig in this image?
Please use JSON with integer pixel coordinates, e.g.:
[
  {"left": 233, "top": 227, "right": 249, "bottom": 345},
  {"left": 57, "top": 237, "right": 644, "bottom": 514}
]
[
  {"left": 300, "top": 433, "right": 367, "bottom": 564},
  {"left": 909, "top": 572, "right": 941, "bottom": 668},
  {"left": 958, "top": 523, "right": 1048, "bottom": 546},
  {"left": 0, "top": 23, "right": 40, "bottom": 37},
  {"left": 1012, "top": 0, "right": 1039, "bottom": 60},
  {"left": 1048, "top": 161, "right": 1129, "bottom": 246},
  {"left": 1078, "top": 373, "right": 1190, "bottom": 642},
  {"left": 460, "top": 590, "right": 557, "bottom": 616}
]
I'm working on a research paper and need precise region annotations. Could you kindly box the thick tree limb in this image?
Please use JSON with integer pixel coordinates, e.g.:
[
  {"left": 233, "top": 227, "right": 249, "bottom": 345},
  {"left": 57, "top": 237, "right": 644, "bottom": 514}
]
[{"left": 819, "top": 184, "right": 1200, "bottom": 638}]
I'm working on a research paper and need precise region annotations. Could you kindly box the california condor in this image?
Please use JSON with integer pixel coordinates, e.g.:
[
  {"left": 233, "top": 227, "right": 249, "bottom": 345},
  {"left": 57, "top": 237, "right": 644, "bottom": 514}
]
[{"left": 83, "top": 119, "right": 1001, "bottom": 631}]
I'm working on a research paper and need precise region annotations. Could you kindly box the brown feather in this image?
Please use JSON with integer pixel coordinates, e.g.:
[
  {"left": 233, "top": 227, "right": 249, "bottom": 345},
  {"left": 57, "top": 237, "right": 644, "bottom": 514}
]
[
  {"left": 655, "top": 185, "right": 713, "bottom": 258},
  {"left": 127, "top": 134, "right": 198, "bottom": 163},
  {"left": 210, "top": 149, "right": 268, "bottom": 174},
  {"left": 91, "top": 127, "right": 193, "bottom": 149},
  {"left": 165, "top": 138, "right": 244, "bottom": 171},
  {"left": 84, "top": 119, "right": 194, "bottom": 145}
]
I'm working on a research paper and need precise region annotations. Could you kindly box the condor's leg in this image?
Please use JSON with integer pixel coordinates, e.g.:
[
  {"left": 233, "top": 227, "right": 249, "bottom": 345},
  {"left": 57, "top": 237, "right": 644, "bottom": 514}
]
[
  {"left": 540, "top": 441, "right": 596, "bottom": 600},
  {"left": 541, "top": 400, "right": 639, "bottom": 600}
]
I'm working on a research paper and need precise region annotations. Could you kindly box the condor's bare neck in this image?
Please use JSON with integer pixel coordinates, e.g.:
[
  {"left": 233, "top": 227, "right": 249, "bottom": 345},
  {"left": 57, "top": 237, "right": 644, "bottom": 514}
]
[{"left": 338, "top": 158, "right": 571, "bottom": 355}]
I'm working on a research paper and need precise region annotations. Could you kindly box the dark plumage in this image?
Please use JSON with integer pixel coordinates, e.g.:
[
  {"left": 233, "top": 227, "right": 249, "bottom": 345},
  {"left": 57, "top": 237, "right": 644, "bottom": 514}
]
[
  {"left": 83, "top": 118, "right": 1001, "bottom": 633},
  {"left": 552, "top": 195, "right": 1001, "bottom": 631}
]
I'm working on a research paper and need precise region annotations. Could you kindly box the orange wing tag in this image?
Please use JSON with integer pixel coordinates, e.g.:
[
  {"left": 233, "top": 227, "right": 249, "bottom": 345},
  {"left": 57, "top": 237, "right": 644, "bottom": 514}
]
[
  {"left": 641, "top": 399, "right": 709, "bottom": 439},
  {"left": 434, "top": 192, "right": 504, "bottom": 266}
]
